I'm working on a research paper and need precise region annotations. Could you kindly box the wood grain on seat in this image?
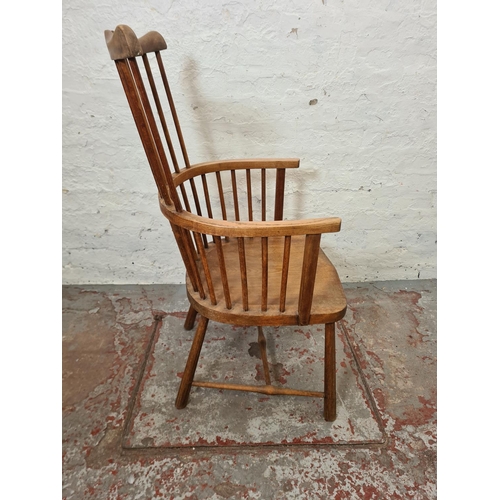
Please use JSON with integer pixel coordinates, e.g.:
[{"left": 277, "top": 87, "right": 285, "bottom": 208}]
[{"left": 187, "top": 236, "right": 346, "bottom": 326}]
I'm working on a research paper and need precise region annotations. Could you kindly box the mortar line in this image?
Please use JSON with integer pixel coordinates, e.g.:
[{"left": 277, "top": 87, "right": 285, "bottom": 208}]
[
  {"left": 120, "top": 313, "right": 164, "bottom": 449},
  {"left": 338, "top": 320, "right": 388, "bottom": 443}
]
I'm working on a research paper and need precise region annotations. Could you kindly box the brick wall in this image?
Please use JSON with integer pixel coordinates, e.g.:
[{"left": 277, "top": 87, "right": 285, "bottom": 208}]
[{"left": 62, "top": 0, "right": 436, "bottom": 284}]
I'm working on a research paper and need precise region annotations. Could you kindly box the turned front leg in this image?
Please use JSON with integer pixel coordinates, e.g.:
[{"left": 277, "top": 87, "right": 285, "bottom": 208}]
[{"left": 184, "top": 304, "right": 198, "bottom": 330}]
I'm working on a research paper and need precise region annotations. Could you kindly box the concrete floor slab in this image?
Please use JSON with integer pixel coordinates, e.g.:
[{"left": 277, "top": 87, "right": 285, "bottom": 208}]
[
  {"left": 125, "top": 317, "right": 384, "bottom": 448},
  {"left": 62, "top": 280, "right": 436, "bottom": 499}
]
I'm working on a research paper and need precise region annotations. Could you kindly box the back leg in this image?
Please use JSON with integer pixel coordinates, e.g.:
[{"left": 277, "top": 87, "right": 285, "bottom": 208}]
[
  {"left": 184, "top": 304, "right": 198, "bottom": 330},
  {"left": 324, "top": 322, "right": 337, "bottom": 421}
]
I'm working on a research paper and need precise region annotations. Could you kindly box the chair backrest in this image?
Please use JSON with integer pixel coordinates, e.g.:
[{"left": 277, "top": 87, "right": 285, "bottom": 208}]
[
  {"left": 105, "top": 25, "right": 192, "bottom": 211},
  {"left": 104, "top": 25, "right": 290, "bottom": 221}
]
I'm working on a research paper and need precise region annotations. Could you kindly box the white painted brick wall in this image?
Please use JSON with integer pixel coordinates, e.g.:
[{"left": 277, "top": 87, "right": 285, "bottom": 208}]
[{"left": 62, "top": 0, "right": 436, "bottom": 284}]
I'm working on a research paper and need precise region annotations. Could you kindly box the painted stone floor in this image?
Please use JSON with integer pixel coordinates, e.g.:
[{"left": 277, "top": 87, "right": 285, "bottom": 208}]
[{"left": 62, "top": 279, "right": 436, "bottom": 499}]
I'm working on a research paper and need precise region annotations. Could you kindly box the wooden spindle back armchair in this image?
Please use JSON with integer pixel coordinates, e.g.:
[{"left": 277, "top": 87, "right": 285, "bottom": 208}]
[{"left": 104, "top": 25, "right": 347, "bottom": 421}]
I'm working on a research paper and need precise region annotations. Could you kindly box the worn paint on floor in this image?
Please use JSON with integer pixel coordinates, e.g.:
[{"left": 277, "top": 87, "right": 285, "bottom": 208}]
[{"left": 62, "top": 280, "right": 436, "bottom": 499}]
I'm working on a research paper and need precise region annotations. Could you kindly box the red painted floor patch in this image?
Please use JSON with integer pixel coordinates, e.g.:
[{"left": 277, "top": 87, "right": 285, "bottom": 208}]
[{"left": 123, "top": 316, "right": 385, "bottom": 448}]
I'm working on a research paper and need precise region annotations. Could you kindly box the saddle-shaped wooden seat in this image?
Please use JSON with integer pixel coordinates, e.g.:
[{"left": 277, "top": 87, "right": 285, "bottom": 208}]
[
  {"left": 183, "top": 234, "right": 346, "bottom": 327},
  {"left": 104, "top": 25, "right": 347, "bottom": 421}
]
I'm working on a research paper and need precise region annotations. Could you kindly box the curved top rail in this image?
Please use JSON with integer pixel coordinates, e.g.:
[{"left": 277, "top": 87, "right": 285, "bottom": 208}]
[
  {"left": 159, "top": 197, "right": 341, "bottom": 237},
  {"left": 172, "top": 158, "right": 300, "bottom": 187},
  {"left": 105, "top": 25, "right": 167, "bottom": 60}
]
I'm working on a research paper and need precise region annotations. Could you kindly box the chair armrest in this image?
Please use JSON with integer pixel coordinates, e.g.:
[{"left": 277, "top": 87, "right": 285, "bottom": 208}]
[
  {"left": 159, "top": 198, "right": 341, "bottom": 237},
  {"left": 172, "top": 158, "right": 299, "bottom": 187}
]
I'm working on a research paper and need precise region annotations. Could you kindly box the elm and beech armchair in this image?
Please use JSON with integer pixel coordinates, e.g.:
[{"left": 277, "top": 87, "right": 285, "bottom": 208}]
[{"left": 104, "top": 25, "right": 347, "bottom": 421}]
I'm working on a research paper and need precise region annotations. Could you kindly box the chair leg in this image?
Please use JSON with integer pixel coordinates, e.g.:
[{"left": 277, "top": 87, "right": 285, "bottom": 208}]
[
  {"left": 324, "top": 322, "right": 336, "bottom": 422},
  {"left": 184, "top": 304, "right": 198, "bottom": 330},
  {"left": 176, "top": 315, "right": 209, "bottom": 409}
]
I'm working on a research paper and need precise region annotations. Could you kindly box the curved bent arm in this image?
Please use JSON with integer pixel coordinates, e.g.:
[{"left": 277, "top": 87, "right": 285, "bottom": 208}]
[
  {"left": 159, "top": 197, "right": 341, "bottom": 237},
  {"left": 172, "top": 158, "right": 300, "bottom": 187}
]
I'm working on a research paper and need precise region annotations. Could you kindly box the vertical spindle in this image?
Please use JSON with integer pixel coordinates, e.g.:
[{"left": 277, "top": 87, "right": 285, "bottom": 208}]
[
  {"left": 246, "top": 169, "right": 253, "bottom": 221},
  {"left": 279, "top": 235, "right": 292, "bottom": 312},
  {"left": 193, "top": 232, "right": 217, "bottom": 305},
  {"left": 261, "top": 237, "right": 268, "bottom": 311},
  {"left": 231, "top": 170, "right": 240, "bottom": 221},
  {"left": 274, "top": 168, "right": 286, "bottom": 221},
  {"left": 237, "top": 238, "right": 249, "bottom": 311},
  {"left": 182, "top": 229, "right": 205, "bottom": 300},
  {"left": 141, "top": 54, "right": 192, "bottom": 211},
  {"left": 156, "top": 52, "right": 204, "bottom": 217},
  {"left": 114, "top": 59, "right": 172, "bottom": 205},
  {"left": 128, "top": 58, "right": 182, "bottom": 211},
  {"left": 261, "top": 169, "right": 266, "bottom": 221},
  {"left": 214, "top": 236, "right": 232, "bottom": 309}
]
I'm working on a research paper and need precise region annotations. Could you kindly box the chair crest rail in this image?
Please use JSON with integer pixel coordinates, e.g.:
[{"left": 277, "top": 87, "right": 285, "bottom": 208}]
[{"left": 105, "top": 25, "right": 167, "bottom": 60}]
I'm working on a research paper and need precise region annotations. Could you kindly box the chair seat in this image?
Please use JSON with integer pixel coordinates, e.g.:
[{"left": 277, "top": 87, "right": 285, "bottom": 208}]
[{"left": 186, "top": 235, "right": 347, "bottom": 326}]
